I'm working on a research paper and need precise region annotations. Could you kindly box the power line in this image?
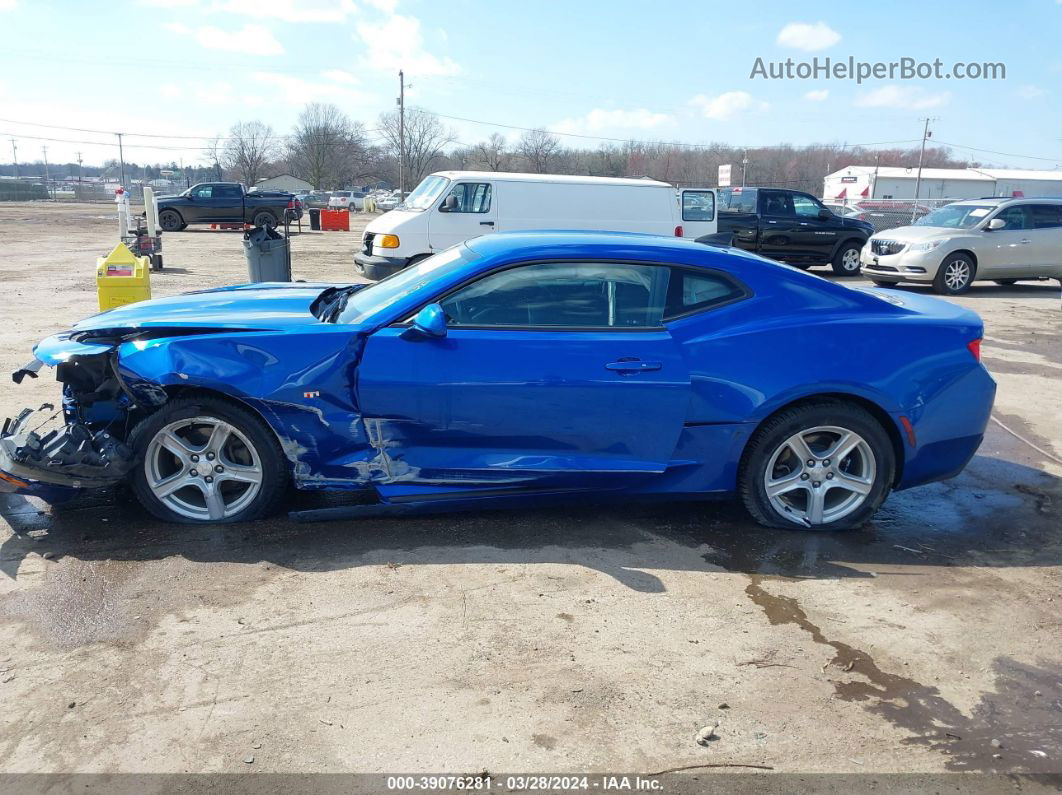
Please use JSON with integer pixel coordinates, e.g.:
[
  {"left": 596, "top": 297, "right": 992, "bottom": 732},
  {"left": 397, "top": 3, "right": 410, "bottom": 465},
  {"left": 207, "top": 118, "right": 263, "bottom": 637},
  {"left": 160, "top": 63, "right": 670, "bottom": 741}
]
[{"left": 931, "top": 139, "right": 1062, "bottom": 165}]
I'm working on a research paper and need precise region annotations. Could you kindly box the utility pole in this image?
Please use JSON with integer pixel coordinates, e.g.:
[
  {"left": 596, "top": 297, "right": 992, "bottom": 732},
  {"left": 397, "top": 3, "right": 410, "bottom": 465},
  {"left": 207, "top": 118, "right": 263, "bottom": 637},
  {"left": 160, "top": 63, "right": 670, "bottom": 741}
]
[
  {"left": 912, "top": 117, "right": 935, "bottom": 221},
  {"left": 42, "top": 145, "right": 51, "bottom": 200},
  {"left": 741, "top": 148, "right": 748, "bottom": 187},
  {"left": 10, "top": 139, "right": 18, "bottom": 179},
  {"left": 116, "top": 132, "right": 127, "bottom": 188},
  {"left": 871, "top": 153, "right": 880, "bottom": 200},
  {"left": 398, "top": 70, "right": 406, "bottom": 197},
  {"left": 76, "top": 151, "right": 83, "bottom": 183}
]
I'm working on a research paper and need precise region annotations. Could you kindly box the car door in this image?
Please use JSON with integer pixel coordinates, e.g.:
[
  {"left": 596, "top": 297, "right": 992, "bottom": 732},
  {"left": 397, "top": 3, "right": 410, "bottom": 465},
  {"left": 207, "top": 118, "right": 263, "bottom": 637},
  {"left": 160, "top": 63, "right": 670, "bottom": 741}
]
[
  {"left": 979, "top": 204, "right": 1034, "bottom": 276},
  {"left": 355, "top": 260, "right": 690, "bottom": 495},
  {"left": 183, "top": 184, "right": 214, "bottom": 223},
  {"left": 427, "top": 181, "right": 497, "bottom": 251},
  {"left": 1027, "top": 204, "right": 1062, "bottom": 276},
  {"left": 790, "top": 193, "right": 839, "bottom": 261},
  {"left": 756, "top": 190, "right": 800, "bottom": 262},
  {"left": 680, "top": 189, "right": 718, "bottom": 239}
]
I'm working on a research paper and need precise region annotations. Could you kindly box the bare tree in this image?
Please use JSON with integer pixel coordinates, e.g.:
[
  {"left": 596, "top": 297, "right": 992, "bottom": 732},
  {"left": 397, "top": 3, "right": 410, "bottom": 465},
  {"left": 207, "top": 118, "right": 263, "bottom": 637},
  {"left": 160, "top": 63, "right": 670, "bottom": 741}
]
[
  {"left": 517, "top": 128, "right": 560, "bottom": 173},
  {"left": 204, "top": 134, "right": 225, "bottom": 181},
  {"left": 222, "top": 121, "right": 280, "bottom": 186},
  {"left": 288, "top": 103, "right": 370, "bottom": 189},
  {"left": 377, "top": 107, "right": 455, "bottom": 187},
  {"left": 475, "top": 132, "right": 508, "bottom": 171}
]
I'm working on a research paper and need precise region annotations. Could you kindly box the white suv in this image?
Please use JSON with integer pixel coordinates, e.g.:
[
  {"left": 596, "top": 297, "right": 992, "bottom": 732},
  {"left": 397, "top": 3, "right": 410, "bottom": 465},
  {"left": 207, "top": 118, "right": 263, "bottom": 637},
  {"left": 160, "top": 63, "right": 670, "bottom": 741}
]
[{"left": 860, "top": 197, "right": 1062, "bottom": 294}]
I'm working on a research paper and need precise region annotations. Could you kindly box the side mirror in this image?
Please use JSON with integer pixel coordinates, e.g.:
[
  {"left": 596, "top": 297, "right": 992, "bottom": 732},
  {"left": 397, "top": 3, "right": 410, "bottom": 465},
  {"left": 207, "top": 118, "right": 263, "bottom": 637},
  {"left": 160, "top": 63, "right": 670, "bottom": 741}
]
[
  {"left": 404, "top": 303, "right": 447, "bottom": 340},
  {"left": 818, "top": 208, "right": 832, "bottom": 220},
  {"left": 986, "top": 218, "right": 1006, "bottom": 231}
]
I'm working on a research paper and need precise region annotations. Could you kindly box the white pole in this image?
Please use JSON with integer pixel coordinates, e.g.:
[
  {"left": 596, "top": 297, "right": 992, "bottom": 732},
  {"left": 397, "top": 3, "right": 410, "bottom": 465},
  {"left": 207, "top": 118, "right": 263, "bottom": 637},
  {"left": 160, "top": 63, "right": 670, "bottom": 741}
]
[{"left": 144, "top": 186, "right": 160, "bottom": 235}]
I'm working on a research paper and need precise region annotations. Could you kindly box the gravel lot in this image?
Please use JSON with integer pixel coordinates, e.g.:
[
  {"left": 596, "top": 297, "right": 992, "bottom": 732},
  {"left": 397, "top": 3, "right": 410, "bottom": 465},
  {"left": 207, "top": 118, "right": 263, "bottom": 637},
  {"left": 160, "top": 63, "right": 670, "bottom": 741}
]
[{"left": 0, "top": 202, "right": 1059, "bottom": 785}]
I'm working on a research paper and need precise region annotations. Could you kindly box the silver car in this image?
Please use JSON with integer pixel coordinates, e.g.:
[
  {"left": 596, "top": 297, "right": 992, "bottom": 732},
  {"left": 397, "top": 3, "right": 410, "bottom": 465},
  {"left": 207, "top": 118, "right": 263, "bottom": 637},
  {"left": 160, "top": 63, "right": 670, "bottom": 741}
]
[{"left": 861, "top": 197, "right": 1062, "bottom": 294}]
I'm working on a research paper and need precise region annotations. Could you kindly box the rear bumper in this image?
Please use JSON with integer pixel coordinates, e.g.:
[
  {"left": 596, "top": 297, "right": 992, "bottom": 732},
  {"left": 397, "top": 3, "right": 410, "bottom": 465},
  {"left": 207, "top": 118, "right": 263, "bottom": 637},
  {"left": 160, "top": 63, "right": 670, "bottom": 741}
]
[{"left": 354, "top": 252, "right": 407, "bottom": 281}]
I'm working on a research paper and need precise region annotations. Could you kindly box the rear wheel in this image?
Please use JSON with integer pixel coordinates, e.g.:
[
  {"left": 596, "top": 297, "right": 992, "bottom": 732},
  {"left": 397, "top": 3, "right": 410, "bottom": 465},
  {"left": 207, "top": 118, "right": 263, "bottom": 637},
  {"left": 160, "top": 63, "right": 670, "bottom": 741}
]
[
  {"left": 933, "top": 253, "right": 976, "bottom": 295},
  {"left": 129, "top": 397, "right": 288, "bottom": 524},
  {"left": 831, "top": 241, "right": 864, "bottom": 276},
  {"left": 739, "top": 402, "right": 895, "bottom": 530},
  {"left": 252, "top": 210, "right": 277, "bottom": 229}
]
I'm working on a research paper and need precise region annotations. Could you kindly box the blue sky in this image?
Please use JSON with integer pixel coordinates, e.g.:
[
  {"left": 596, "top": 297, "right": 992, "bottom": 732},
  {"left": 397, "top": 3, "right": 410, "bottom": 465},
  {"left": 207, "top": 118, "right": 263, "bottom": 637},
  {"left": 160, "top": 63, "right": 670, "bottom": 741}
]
[{"left": 1, "top": 0, "right": 1060, "bottom": 168}]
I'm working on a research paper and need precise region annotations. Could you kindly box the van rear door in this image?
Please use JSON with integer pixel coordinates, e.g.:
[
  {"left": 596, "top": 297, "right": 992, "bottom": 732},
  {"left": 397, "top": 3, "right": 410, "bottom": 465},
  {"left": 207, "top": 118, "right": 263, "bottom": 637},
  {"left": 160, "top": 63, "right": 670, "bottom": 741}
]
[
  {"left": 679, "top": 189, "right": 718, "bottom": 240},
  {"left": 427, "top": 180, "right": 497, "bottom": 251}
]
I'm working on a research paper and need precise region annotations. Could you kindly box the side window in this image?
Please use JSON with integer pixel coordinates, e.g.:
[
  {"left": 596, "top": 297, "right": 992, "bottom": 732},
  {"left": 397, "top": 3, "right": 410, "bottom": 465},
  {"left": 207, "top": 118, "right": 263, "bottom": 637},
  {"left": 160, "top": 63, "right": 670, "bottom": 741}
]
[
  {"left": 191, "top": 185, "right": 213, "bottom": 199},
  {"left": 792, "top": 194, "right": 824, "bottom": 218},
  {"left": 441, "top": 182, "right": 492, "bottom": 213},
  {"left": 440, "top": 262, "right": 669, "bottom": 329},
  {"left": 664, "top": 268, "right": 748, "bottom": 320},
  {"left": 1029, "top": 204, "right": 1062, "bottom": 229},
  {"left": 760, "top": 191, "right": 793, "bottom": 216},
  {"left": 682, "top": 191, "right": 715, "bottom": 222},
  {"left": 214, "top": 185, "right": 241, "bottom": 199},
  {"left": 994, "top": 205, "right": 1030, "bottom": 230}
]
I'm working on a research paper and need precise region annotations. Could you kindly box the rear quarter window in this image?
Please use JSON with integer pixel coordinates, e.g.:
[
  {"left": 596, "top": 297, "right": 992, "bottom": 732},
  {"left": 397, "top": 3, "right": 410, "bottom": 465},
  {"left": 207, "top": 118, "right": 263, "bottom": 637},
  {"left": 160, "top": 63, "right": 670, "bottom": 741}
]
[{"left": 664, "top": 268, "right": 749, "bottom": 320}]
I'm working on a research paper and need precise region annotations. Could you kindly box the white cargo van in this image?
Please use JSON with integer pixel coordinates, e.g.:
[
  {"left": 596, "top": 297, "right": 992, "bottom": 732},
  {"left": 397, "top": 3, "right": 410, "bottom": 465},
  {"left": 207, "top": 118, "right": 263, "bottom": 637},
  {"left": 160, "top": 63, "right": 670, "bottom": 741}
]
[{"left": 354, "top": 171, "right": 718, "bottom": 280}]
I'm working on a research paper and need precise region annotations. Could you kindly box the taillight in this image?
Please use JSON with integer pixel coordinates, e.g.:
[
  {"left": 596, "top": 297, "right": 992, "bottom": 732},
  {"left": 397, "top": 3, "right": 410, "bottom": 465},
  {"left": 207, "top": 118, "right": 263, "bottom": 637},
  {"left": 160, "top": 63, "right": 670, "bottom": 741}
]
[
  {"left": 967, "top": 338, "right": 982, "bottom": 362},
  {"left": 287, "top": 199, "right": 294, "bottom": 209},
  {"left": 674, "top": 225, "right": 683, "bottom": 237}
]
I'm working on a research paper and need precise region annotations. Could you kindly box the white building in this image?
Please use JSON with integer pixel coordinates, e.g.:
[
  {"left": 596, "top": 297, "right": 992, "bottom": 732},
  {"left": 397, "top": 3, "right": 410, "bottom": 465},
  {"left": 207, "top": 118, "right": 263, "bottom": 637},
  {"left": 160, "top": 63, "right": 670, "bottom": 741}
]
[
  {"left": 824, "top": 166, "right": 1062, "bottom": 202},
  {"left": 254, "top": 174, "right": 313, "bottom": 193}
]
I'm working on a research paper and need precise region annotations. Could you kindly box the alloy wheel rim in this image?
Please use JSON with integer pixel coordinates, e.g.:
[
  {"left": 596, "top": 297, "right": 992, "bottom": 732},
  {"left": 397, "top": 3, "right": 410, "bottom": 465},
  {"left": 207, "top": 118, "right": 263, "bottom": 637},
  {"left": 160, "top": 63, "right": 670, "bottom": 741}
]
[
  {"left": 944, "top": 260, "right": 970, "bottom": 291},
  {"left": 763, "top": 425, "right": 876, "bottom": 527},
  {"left": 842, "top": 248, "right": 861, "bottom": 271},
  {"left": 145, "top": 416, "right": 263, "bottom": 521}
]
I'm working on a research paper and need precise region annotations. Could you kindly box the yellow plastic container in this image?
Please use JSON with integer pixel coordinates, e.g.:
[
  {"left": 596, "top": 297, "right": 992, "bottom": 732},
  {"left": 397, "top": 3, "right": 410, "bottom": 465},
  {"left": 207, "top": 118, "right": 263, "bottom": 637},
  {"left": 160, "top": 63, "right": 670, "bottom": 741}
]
[{"left": 96, "top": 242, "right": 151, "bottom": 310}]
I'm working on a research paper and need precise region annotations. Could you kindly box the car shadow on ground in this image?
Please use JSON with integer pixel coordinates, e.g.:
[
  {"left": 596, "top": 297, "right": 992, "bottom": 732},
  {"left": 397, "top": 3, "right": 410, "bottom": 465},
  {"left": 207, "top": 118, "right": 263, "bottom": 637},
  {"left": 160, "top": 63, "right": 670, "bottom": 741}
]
[
  {"left": 1, "top": 451, "right": 1058, "bottom": 591},
  {"left": 884, "top": 281, "right": 1060, "bottom": 298}
]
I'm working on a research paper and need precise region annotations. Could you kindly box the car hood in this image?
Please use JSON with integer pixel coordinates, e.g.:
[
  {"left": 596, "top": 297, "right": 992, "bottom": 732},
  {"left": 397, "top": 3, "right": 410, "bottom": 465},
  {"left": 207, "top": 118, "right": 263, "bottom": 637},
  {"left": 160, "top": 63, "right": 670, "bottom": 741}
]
[
  {"left": 872, "top": 225, "right": 963, "bottom": 242},
  {"left": 33, "top": 283, "right": 363, "bottom": 365},
  {"left": 368, "top": 209, "right": 419, "bottom": 233}
]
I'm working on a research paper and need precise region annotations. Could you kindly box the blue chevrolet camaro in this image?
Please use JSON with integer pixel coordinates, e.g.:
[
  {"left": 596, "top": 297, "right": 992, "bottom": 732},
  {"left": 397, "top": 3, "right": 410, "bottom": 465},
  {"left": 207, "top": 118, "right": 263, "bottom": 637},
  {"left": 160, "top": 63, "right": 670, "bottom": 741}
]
[{"left": 0, "top": 231, "right": 995, "bottom": 530}]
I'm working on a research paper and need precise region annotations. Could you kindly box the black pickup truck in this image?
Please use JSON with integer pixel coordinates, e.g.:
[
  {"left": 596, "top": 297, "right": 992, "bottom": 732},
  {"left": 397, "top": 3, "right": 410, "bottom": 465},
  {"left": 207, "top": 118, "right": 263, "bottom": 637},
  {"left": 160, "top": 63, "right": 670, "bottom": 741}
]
[
  {"left": 156, "top": 182, "right": 302, "bottom": 231},
  {"left": 716, "top": 187, "right": 874, "bottom": 275}
]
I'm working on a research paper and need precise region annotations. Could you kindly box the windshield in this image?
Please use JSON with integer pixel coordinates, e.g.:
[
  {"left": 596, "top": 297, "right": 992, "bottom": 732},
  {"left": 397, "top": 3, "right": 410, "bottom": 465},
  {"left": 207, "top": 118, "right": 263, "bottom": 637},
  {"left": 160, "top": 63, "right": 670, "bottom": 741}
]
[
  {"left": 336, "top": 244, "right": 479, "bottom": 323},
  {"left": 401, "top": 175, "right": 451, "bottom": 210},
  {"left": 915, "top": 204, "right": 995, "bottom": 228}
]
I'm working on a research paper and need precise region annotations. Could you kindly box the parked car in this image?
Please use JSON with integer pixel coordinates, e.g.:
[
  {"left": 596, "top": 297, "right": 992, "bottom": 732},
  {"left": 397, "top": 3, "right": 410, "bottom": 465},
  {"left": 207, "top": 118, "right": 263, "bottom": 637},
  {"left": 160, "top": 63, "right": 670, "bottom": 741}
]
[
  {"left": 717, "top": 187, "right": 874, "bottom": 275},
  {"left": 376, "top": 192, "right": 401, "bottom": 212},
  {"left": 329, "top": 190, "right": 366, "bottom": 211},
  {"left": 1, "top": 231, "right": 993, "bottom": 531},
  {"left": 355, "top": 171, "right": 718, "bottom": 280},
  {"left": 155, "top": 182, "right": 302, "bottom": 231},
  {"left": 298, "top": 191, "right": 331, "bottom": 209},
  {"left": 861, "top": 197, "right": 1062, "bottom": 294},
  {"left": 823, "top": 201, "right": 860, "bottom": 217}
]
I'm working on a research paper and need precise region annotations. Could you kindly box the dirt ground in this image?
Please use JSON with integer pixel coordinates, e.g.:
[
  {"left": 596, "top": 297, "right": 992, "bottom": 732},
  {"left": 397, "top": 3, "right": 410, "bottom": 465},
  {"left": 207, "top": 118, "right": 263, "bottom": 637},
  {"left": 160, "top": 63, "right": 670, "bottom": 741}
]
[{"left": 0, "top": 202, "right": 1060, "bottom": 787}]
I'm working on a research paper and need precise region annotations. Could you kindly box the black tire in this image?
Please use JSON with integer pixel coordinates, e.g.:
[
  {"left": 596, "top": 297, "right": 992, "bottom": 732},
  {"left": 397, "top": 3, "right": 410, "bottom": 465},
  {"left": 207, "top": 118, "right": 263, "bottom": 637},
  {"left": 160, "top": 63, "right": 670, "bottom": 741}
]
[
  {"left": 831, "top": 241, "right": 864, "bottom": 276},
  {"left": 129, "top": 396, "right": 289, "bottom": 524},
  {"left": 252, "top": 210, "right": 277, "bottom": 229},
  {"left": 871, "top": 279, "right": 898, "bottom": 287},
  {"left": 994, "top": 279, "right": 1019, "bottom": 286},
  {"left": 933, "top": 252, "right": 976, "bottom": 295},
  {"left": 739, "top": 401, "right": 895, "bottom": 531},
  {"left": 159, "top": 209, "right": 184, "bottom": 232}
]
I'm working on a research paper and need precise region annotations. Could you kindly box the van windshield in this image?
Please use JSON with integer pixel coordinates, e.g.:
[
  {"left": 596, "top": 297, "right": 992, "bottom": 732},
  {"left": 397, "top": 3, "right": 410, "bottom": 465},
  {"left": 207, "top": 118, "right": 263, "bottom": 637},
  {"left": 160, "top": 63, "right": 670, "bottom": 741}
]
[{"left": 402, "top": 175, "right": 451, "bottom": 210}]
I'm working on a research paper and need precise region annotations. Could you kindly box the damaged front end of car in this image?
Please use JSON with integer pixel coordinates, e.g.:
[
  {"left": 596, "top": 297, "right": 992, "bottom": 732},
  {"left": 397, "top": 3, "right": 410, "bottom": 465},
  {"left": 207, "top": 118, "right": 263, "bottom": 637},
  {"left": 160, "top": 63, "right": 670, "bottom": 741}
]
[{"left": 0, "top": 331, "right": 167, "bottom": 499}]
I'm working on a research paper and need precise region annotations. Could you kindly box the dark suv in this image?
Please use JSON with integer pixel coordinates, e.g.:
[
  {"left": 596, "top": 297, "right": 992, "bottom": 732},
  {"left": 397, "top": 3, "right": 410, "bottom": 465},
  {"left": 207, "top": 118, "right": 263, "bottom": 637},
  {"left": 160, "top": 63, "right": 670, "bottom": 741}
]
[{"left": 716, "top": 187, "right": 875, "bottom": 275}]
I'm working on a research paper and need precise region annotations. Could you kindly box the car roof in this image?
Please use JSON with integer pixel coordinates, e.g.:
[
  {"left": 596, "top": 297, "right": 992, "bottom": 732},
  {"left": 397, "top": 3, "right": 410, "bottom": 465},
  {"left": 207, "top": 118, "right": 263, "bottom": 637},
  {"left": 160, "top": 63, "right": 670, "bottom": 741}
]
[
  {"left": 429, "top": 170, "right": 673, "bottom": 189},
  {"left": 949, "top": 196, "right": 1062, "bottom": 206}
]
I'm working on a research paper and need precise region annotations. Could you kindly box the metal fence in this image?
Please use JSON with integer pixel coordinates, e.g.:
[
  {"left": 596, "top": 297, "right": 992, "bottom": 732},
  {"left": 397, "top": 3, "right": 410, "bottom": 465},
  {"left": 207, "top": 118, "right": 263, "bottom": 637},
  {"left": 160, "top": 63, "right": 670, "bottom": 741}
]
[
  {"left": 0, "top": 180, "right": 174, "bottom": 203},
  {"left": 825, "top": 198, "right": 955, "bottom": 232}
]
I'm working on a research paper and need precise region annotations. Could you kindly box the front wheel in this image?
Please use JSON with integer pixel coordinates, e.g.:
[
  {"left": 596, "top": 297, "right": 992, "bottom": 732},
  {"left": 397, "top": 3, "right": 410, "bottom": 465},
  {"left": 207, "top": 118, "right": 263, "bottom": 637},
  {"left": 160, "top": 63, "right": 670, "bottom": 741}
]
[
  {"left": 739, "top": 402, "right": 895, "bottom": 530},
  {"left": 129, "top": 397, "right": 288, "bottom": 524},
  {"left": 933, "top": 253, "right": 976, "bottom": 295},
  {"left": 831, "top": 242, "right": 864, "bottom": 276},
  {"left": 159, "top": 209, "right": 184, "bottom": 232}
]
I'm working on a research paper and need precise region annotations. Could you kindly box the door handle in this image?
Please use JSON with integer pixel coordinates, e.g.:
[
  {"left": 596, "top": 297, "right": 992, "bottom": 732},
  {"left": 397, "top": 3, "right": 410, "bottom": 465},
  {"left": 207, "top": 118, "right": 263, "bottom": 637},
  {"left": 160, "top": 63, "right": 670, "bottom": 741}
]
[
  {"left": 480, "top": 221, "right": 495, "bottom": 226},
  {"left": 606, "top": 360, "right": 662, "bottom": 373}
]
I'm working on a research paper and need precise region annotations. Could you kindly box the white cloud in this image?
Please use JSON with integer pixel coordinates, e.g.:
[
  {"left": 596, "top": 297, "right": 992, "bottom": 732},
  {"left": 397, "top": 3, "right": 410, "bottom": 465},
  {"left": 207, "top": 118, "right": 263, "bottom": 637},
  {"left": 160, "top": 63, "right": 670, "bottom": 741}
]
[
  {"left": 212, "top": 0, "right": 358, "bottom": 23},
  {"left": 159, "top": 82, "right": 183, "bottom": 99},
  {"left": 355, "top": 13, "right": 459, "bottom": 77},
  {"left": 855, "top": 84, "right": 950, "bottom": 110},
  {"left": 365, "top": 0, "right": 398, "bottom": 10},
  {"left": 777, "top": 21, "right": 841, "bottom": 51},
  {"left": 689, "top": 91, "right": 769, "bottom": 121},
  {"left": 0, "top": 0, "right": 18, "bottom": 10},
  {"left": 1018, "top": 84, "right": 1046, "bottom": 99},
  {"left": 321, "top": 69, "right": 360, "bottom": 84},
  {"left": 252, "top": 71, "right": 376, "bottom": 107},
  {"left": 804, "top": 89, "right": 829, "bottom": 102},
  {"left": 551, "top": 108, "right": 675, "bottom": 136},
  {"left": 138, "top": 0, "right": 199, "bottom": 7},
  {"left": 167, "top": 22, "right": 284, "bottom": 55},
  {"left": 164, "top": 21, "right": 190, "bottom": 34}
]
